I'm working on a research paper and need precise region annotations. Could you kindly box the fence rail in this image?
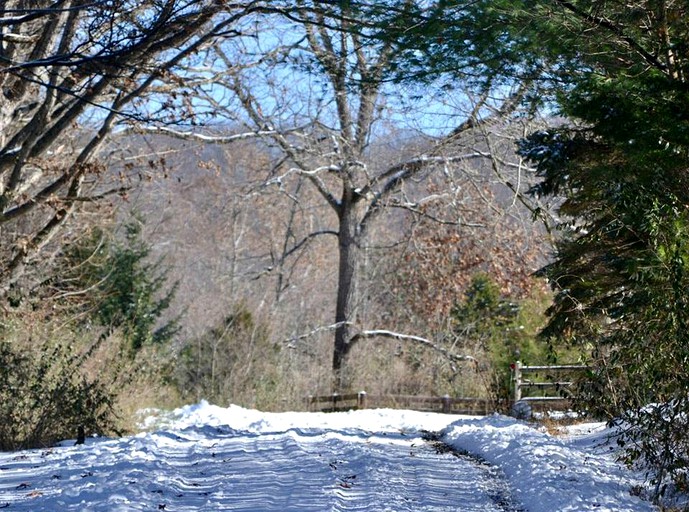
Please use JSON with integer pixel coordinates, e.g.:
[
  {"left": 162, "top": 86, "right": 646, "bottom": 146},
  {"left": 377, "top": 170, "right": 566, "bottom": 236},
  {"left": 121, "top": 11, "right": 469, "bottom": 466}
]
[
  {"left": 511, "top": 360, "right": 589, "bottom": 403},
  {"left": 306, "top": 362, "right": 589, "bottom": 415},
  {"left": 305, "top": 392, "right": 492, "bottom": 415}
]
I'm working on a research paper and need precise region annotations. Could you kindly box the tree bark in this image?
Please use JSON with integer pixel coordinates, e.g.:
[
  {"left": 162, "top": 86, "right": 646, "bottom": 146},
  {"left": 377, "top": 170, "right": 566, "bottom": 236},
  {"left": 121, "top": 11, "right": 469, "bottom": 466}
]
[{"left": 332, "top": 186, "right": 361, "bottom": 390}]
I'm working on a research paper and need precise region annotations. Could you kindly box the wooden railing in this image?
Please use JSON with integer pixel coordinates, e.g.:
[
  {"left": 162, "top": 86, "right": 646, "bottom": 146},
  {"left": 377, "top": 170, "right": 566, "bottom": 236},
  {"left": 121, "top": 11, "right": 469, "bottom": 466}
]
[
  {"left": 305, "top": 391, "right": 492, "bottom": 415},
  {"left": 511, "top": 360, "right": 588, "bottom": 404},
  {"left": 306, "top": 362, "right": 589, "bottom": 415}
]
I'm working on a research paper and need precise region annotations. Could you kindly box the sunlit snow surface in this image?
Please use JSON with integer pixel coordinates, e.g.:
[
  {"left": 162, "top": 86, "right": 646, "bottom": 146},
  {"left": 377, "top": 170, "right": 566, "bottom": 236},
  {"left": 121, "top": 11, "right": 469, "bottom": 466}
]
[{"left": 0, "top": 402, "right": 656, "bottom": 511}]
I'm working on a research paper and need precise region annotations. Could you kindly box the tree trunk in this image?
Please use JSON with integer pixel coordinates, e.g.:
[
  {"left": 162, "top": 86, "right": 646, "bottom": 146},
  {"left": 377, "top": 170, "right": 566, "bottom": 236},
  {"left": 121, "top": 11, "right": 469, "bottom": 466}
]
[{"left": 332, "top": 192, "right": 360, "bottom": 391}]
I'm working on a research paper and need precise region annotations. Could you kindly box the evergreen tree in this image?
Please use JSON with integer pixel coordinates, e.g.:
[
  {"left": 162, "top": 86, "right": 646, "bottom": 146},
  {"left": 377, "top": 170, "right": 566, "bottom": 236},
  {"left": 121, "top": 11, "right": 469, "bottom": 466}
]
[
  {"left": 389, "top": 0, "right": 689, "bottom": 492},
  {"left": 519, "top": 68, "right": 689, "bottom": 494},
  {"left": 504, "top": 0, "right": 689, "bottom": 494},
  {"left": 450, "top": 273, "right": 550, "bottom": 404},
  {"left": 58, "top": 218, "right": 179, "bottom": 353}
]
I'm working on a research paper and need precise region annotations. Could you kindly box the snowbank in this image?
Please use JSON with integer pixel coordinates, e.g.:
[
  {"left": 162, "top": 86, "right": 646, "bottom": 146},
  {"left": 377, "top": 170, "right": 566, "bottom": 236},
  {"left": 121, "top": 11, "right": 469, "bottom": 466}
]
[{"left": 441, "top": 414, "right": 655, "bottom": 512}]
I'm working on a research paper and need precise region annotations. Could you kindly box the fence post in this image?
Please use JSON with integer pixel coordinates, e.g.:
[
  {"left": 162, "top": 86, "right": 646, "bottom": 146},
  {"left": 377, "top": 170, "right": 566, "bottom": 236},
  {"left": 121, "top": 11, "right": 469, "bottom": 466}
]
[
  {"left": 306, "top": 395, "right": 314, "bottom": 412},
  {"left": 441, "top": 394, "right": 451, "bottom": 414},
  {"left": 76, "top": 425, "right": 85, "bottom": 445},
  {"left": 512, "top": 360, "right": 523, "bottom": 402},
  {"left": 357, "top": 391, "right": 368, "bottom": 410}
]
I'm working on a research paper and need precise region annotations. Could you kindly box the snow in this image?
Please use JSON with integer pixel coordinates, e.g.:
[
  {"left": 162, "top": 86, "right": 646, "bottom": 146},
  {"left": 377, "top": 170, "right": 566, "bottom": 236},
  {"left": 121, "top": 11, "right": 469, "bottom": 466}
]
[
  {"left": 0, "top": 401, "right": 657, "bottom": 511},
  {"left": 440, "top": 415, "right": 654, "bottom": 512}
]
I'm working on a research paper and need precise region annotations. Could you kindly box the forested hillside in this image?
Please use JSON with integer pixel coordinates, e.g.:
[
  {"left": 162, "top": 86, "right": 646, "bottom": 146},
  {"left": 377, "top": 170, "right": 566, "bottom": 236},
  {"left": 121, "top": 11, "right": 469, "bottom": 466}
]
[{"left": 112, "top": 125, "right": 551, "bottom": 408}]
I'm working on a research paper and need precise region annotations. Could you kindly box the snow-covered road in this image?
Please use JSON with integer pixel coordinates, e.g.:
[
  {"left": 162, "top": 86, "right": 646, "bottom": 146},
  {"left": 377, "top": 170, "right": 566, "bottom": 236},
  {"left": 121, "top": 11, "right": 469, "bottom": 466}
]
[
  {"left": 0, "top": 403, "right": 658, "bottom": 511},
  {"left": 0, "top": 426, "right": 518, "bottom": 511}
]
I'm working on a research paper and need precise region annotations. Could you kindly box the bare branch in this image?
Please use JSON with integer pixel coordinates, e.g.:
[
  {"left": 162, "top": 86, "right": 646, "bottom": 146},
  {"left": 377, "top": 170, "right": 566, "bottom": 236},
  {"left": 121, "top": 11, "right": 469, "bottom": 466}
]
[
  {"left": 0, "top": 0, "right": 264, "bottom": 294},
  {"left": 65, "top": 186, "right": 130, "bottom": 203},
  {"left": 439, "top": 82, "right": 531, "bottom": 149},
  {"left": 387, "top": 201, "right": 486, "bottom": 227},
  {"left": 283, "top": 321, "right": 351, "bottom": 348},
  {"left": 134, "top": 126, "right": 283, "bottom": 143},
  {"left": 282, "top": 321, "right": 478, "bottom": 366},
  {"left": 358, "top": 153, "right": 492, "bottom": 234},
  {"left": 282, "top": 229, "right": 339, "bottom": 260},
  {"left": 349, "top": 329, "right": 478, "bottom": 364}
]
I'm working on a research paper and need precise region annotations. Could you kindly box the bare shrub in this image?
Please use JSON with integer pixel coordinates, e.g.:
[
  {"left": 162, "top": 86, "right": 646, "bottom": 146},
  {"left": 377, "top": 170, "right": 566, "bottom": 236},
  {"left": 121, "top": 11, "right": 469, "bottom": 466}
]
[{"left": 0, "top": 312, "right": 117, "bottom": 450}]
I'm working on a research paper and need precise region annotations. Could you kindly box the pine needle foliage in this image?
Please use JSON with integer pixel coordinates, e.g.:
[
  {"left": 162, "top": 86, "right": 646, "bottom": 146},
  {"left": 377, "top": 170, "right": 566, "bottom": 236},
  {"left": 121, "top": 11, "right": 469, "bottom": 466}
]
[
  {"left": 57, "top": 217, "right": 179, "bottom": 354},
  {"left": 520, "top": 64, "right": 689, "bottom": 499},
  {"left": 391, "top": 0, "right": 689, "bottom": 495}
]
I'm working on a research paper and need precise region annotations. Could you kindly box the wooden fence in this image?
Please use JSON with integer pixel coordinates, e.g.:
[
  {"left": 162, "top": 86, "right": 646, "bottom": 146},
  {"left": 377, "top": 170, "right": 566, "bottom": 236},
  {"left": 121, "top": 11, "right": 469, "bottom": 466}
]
[
  {"left": 306, "top": 361, "right": 590, "bottom": 415},
  {"left": 511, "top": 360, "right": 589, "bottom": 405},
  {"left": 305, "top": 391, "right": 492, "bottom": 415}
]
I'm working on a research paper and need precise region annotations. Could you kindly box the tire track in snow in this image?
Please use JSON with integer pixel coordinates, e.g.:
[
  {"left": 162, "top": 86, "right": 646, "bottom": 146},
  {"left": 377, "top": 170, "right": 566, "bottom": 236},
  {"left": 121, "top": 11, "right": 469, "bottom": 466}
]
[
  {"left": 0, "top": 426, "right": 521, "bottom": 511},
  {"left": 422, "top": 430, "right": 525, "bottom": 512}
]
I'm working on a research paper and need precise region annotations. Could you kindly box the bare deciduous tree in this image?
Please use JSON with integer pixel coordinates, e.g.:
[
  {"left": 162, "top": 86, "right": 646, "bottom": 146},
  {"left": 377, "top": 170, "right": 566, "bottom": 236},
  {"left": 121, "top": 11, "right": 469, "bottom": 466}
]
[
  {"left": 0, "top": 0, "right": 270, "bottom": 296},
  {"left": 146, "top": 3, "right": 539, "bottom": 390}
]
